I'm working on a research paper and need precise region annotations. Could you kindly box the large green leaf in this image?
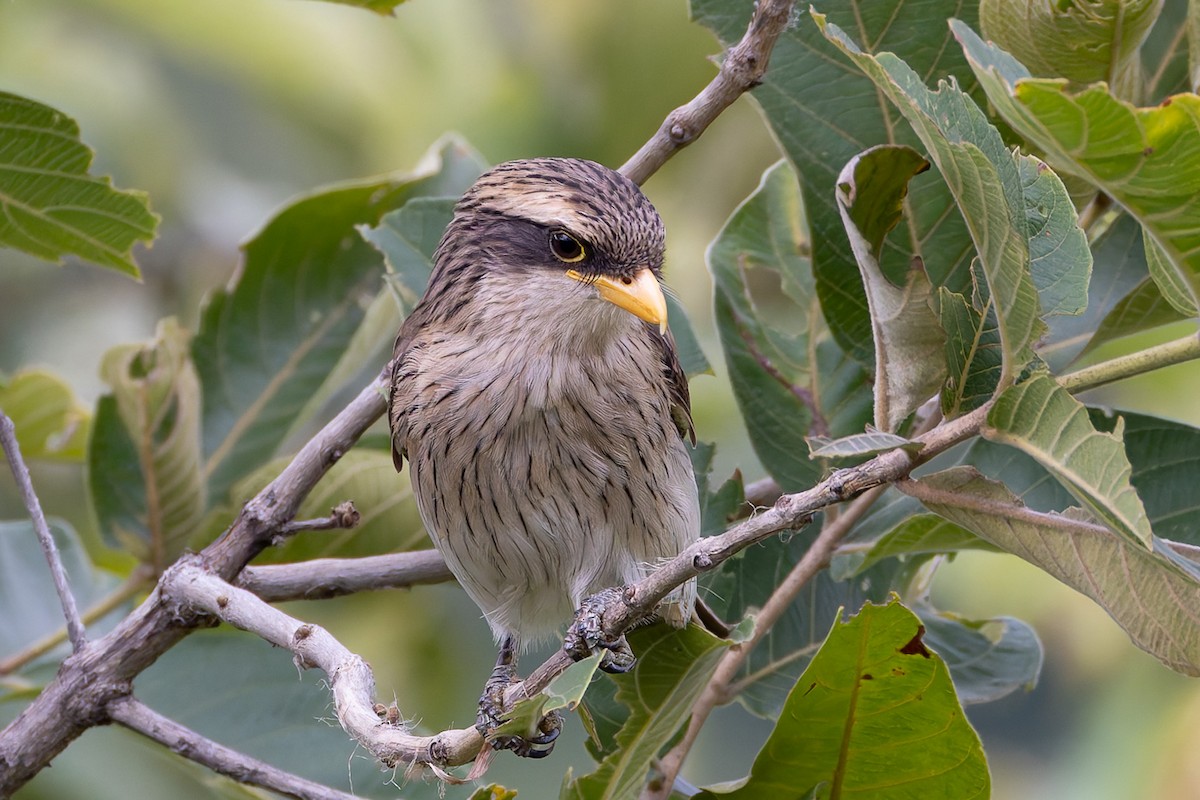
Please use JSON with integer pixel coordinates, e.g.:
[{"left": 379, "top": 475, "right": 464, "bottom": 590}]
[
  {"left": 693, "top": 0, "right": 982, "bottom": 366},
  {"left": 835, "top": 145, "right": 945, "bottom": 431},
  {"left": 907, "top": 467, "right": 1200, "bottom": 675},
  {"left": 0, "top": 369, "right": 90, "bottom": 462},
  {"left": 979, "top": 0, "right": 1161, "bottom": 97},
  {"left": 917, "top": 606, "right": 1042, "bottom": 706},
  {"left": 565, "top": 624, "right": 733, "bottom": 800},
  {"left": 193, "top": 139, "right": 486, "bottom": 504},
  {"left": 698, "top": 599, "right": 989, "bottom": 799},
  {"left": 0, "top": 92, "right": 158, "bottom": 278},
  {"left": 819, "top": 15, "right": 1092, "bottom": 385},
  {"left": 91, "top": 318, "right": 206, "bottom": 568},
  {"left": 709, "top": 160, "right": 870, "bottom": 491},
  {"left": 955, "top": 19, "right": 1200, "bottom": 313},
  {"left": 984, "top": 371, "right": 1152, "bottom": 547}
]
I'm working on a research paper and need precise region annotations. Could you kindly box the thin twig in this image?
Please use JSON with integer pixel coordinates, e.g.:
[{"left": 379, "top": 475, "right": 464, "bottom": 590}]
[
  {"left": 277, "top": 501, "right": 361, "bottom": 538},
  {"left": 238, "top": 549, "right": 454, "bottom": 602},
  {"left": 0, "top": 413, "right": 87, "bottom": 651},
  {"left": 108, "top": 695, "right": 361, "bottom": 800},
  {"left": 619, "top": 0, "right": 798, "bottom": 185},
  {"left": 1059, "top": 332, "right": 1200, "bottom": 394}
]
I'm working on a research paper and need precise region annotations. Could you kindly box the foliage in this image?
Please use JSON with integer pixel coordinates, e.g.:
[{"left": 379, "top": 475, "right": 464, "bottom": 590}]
[{"left": 3, "top": 0, "right": 1200, "bottom": 798}]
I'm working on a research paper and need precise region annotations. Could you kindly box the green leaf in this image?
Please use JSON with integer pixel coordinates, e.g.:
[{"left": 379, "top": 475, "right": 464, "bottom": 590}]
[
  {"left": 917, "top": 606, "right": 1042, "bottom": 705},
  {"left": 906, "top": 467, "right": 1200, "bottom": 674},
  {"left": 1043, "top": 214, "right": 1184, "bottom": 367},
  {"left": 807, "top": 430, "right": 922, "bottom": 461},
  {"left": 701, "top": 525, "right": 915, "bottom": 720},
  {"left": 835, "top": 145, "right": 945, "bottom": 431},
  {"left": 984, "top": 371, "right": 1152, "bottom": 547},
  {"left": 0, "top": 519, "right": 118, "bottom": 671},
  {"left": 0, "top": 369, "right": 90, "bottom": 462},
  {"left": 1092, "top": 408, "right": 1200, "bottom": 545},
  {"left": 697, "top": 599, "right": 989, "bottom": 799},
  {"left": 819, "top": 15, "right": 1092, "bottom": 385},
  {"left": 0, "top": 92, "right": 158, "bottom": 277},
  {"left": 937, "top": 287, "right": 1004, "bottom": 418},
  {"left": 955, "top": 19, "right": 1200, "bottom": 313},
  {"left": 689, "top": 441, "right": 746, "bottom": 537},
  {"left": 710, "top": 160, "right": 870, "bottom": 491},
  {"left": 565, "top": 624, "right": 732, "bottom": 800},
  {"left": 363, "top": 195, "right": 457, "bottom": 316},
  {"left": 194, "top": 139, "right": 486, "bottom": 503},
  {"left": 92, "top": 319, "right": 206, "bottom": 567},
  {"left": 468, "top": 786, "right": 518, "bottom": 800},
  {"left": 842, "top": 513, "right": 1001, "bottom": 578},
  {"left": 494, "top": 653, "right": 603, "bottom": 744},
  {"left": 979, "top": 0, "right": 1161, "bottom": 96},
  {"left": 693, "top": 1, "right": 983, "bottom": 366}
]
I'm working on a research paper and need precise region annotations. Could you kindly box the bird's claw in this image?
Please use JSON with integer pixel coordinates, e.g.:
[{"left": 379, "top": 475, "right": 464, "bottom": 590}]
[
  {"left": 564, "top": 587, "right": 638, "bottom": 673},
  {"left": 475, "top": 654, "right": 562, "bottom": 759}
]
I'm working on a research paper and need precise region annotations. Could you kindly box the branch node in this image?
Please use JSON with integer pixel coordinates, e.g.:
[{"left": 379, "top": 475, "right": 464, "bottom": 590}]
[{"left": 693, "top": 552, "right": 714, "bottom": 571}]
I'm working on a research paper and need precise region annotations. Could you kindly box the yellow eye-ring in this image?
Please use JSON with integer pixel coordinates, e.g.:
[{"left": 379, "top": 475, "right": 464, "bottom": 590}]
[{"left": 549, "top": 230, "right": 586, "bottom": 263}]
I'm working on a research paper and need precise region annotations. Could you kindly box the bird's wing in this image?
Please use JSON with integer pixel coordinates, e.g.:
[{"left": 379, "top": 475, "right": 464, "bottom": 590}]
[
  {"left": 652, "top": 326, "right": 696, "bottom": 444},
  {"left": 387, "top": 313, "right": 425, "bottom": 472}
]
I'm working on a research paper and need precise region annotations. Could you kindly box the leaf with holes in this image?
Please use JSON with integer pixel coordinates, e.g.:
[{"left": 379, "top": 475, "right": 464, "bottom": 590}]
[{"left": 697, "top": 598, "right": 989, "bottom": 799}]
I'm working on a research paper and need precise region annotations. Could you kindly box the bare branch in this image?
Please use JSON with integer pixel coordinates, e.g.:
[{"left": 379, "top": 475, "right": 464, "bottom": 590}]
[
  {"left": 238, "top": 550, "right": 454, "bottom": 602},
  {"left": 619, "top": 0, "right": 797, "bottom": 185},
  {"left": 0, "top": 370, "right": 390, "bottom": 794},
  {"left": 163, "top": 560, "right": 483, "bottom": 771},
  {"left": 0, "top": 413, "right": 87, "bottom": 651},
  {"left": 108, "top": 696, "right": 360, "bottom": 800}
]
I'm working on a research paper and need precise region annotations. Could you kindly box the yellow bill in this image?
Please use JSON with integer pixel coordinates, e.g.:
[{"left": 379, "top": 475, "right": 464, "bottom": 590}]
[{"left": 567, "top": 267, "right": 668, "bottom": 334}]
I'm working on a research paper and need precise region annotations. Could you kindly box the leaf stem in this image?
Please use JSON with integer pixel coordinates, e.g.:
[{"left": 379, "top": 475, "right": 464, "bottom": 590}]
[{"left": 1059, "top": 332, "right": 1200, "bottom": 394}]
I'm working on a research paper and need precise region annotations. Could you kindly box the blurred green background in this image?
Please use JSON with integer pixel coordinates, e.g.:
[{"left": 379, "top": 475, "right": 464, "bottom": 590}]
[{"left": 2, "top": 0, "right": 1199, "bottom": 798}]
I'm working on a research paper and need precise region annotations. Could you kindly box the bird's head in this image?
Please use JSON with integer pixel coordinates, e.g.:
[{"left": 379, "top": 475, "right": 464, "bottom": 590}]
[{"left": 426, "top": 158, "right": 670, "bottom": 335}]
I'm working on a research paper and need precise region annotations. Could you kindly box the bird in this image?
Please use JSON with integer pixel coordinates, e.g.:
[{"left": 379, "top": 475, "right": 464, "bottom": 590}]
[{"left": 387, "top": 158, "right": 699, "bottom": 757}]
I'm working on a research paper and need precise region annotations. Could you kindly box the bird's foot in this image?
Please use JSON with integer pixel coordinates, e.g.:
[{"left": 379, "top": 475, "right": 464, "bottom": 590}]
[
  {"left": 476, "top": 642, "right": 562, "bottom": 759},
  {"left": 564, "top": 587, "right": 638, "bottom": 674}
]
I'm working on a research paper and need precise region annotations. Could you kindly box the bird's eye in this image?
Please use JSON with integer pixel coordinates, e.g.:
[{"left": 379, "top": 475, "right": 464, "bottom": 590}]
[{"left": 549, "top": 230, "right": 586, "bottom": 263}]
